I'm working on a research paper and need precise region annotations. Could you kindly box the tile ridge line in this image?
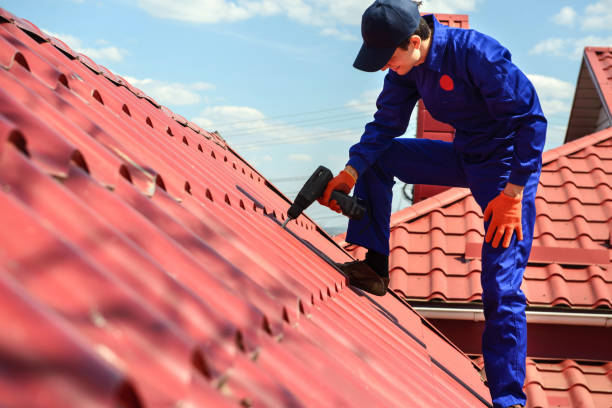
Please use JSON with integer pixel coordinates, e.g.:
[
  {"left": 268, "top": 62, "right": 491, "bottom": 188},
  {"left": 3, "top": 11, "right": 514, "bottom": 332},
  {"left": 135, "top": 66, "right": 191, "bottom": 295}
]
[{"left": 543, "top": 127, "right": 612, "bottom": 165}]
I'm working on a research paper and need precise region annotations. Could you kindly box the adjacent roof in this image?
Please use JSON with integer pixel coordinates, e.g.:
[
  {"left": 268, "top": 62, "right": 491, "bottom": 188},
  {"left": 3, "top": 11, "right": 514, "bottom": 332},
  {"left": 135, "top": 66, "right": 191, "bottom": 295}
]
[
  {"left": 525, "top": 359, "right": 612, "bottom": 408},
  {"left": 0, "top": 7, "right": 493, "bottom": 407},
  {"left": 565, "top": 47, "right": 612, "bottom": 143},
  {"left": 470, "top": 357, "right": 612, "bottom": 408},
  {"left": 339, "top": 126, "right": 612, "bottom": 310}
]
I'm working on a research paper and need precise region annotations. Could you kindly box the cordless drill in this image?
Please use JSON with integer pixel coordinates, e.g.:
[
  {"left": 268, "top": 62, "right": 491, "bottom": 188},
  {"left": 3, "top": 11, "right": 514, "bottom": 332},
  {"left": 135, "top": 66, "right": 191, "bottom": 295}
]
[{"left": 281, "top": 166, "right": 366, "bottom": 229}]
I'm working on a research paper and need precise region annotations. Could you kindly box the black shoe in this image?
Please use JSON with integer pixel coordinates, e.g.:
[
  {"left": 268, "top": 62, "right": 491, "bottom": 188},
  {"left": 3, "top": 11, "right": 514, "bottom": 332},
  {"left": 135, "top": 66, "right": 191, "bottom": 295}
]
[{"left": 337, "top": 260, "right": 389, "bottom": 296}]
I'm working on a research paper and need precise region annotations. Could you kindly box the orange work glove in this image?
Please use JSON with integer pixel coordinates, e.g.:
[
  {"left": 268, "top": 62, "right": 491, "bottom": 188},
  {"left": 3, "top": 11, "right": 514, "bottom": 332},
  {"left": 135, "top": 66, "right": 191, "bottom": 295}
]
[
  {"left": 317, "top": 170, "right": 356, "bottom": 213},
  {"left": 483, "top": 192, "right": 523, "bottom": 249}
]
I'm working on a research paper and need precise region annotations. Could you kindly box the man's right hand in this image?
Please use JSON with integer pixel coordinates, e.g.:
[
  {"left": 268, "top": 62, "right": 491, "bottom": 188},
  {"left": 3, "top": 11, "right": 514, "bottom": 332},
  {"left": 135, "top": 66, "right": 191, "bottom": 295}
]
[{"left": 318, "top": 168, "right": 357, "bottom": 213}]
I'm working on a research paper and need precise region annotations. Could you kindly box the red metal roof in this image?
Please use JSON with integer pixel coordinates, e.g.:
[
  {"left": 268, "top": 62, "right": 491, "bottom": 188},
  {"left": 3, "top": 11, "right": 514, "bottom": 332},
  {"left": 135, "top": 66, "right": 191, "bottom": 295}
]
[
  {"left": 0, "top": 7, "right": 493, "bottom": 407},
  {"left": 339, "top": 128, "right": 612, "bottom": 310},
  {"left": 525, "top": 359, "right": 612, "bottom": 408},
  {"left": 565, "top": 47, "right": 612, "bottom": 143},
  {"left": 584, "top": 47, "right": 612, "bottom": 118},
  {"left": 469, "top": 357, "right": 612, "bottom": 408}
]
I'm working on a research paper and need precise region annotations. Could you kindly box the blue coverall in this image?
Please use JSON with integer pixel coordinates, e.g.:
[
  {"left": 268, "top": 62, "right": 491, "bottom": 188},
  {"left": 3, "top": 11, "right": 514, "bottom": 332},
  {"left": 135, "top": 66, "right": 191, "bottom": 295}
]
[{"left": 345, "top": 15, "right": 546, "bottom": 408}]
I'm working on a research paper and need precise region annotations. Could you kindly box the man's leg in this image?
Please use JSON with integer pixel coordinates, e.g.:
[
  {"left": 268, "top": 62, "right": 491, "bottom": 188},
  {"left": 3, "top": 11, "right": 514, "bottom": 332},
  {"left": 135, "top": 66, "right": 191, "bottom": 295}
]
[
  {"left": 467, "top": 156, "right": 540, "bottom": 408},
  {"left": 346, "top": 138, "right": 468, "bottom": 258}
]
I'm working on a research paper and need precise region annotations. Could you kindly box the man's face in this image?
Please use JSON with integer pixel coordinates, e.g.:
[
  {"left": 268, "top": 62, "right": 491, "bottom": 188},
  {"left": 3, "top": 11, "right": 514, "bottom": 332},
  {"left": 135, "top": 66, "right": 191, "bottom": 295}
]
[{"left": 381, "top": 36, "right": 423, "bottom": 75}]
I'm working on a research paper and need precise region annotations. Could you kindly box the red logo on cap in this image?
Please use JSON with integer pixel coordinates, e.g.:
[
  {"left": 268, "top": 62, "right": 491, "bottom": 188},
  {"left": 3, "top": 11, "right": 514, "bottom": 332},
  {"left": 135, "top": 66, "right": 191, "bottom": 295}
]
[{"left": 440, "top": 74, "right": 454, "bottom": 91}]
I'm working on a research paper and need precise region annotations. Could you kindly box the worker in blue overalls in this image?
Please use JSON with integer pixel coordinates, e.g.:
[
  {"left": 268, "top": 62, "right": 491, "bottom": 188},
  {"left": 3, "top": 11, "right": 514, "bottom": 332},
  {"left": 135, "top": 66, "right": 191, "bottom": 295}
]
[{"left": 318, "top": 1, "right": 546, "bottom": 407}]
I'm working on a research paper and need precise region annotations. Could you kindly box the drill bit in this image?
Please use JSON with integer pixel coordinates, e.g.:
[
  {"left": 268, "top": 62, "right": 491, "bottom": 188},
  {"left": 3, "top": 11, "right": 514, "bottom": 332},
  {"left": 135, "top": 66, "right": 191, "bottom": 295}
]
[{"left": 281, "top": 218, "right": 290, "bottom": 229}]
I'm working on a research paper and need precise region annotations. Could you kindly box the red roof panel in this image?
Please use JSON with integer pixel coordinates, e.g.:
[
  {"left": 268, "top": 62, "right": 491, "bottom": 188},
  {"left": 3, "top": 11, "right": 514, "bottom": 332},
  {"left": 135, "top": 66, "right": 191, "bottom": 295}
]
[
  {"left": 340, "top": 128, "right": 612, "bottom": 309},
  {"left": 0, "top": 272, "right": 139, "bottom": 408},
  {"left": 525, "top": 359, "right": 612, "bottom": 408},
  {"left": 0, "top": 7, "right": 491, "bottom": 407}
]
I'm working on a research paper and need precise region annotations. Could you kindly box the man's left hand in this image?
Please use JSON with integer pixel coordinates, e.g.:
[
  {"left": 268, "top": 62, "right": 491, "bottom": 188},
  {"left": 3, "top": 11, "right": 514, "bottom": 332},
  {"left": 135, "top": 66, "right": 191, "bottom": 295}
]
[
  {"left": 318, "top": 169, "right": 356, "bottom": 213},
  {"left": 483, "top": 185, "right": 524, "bottom": 248}
]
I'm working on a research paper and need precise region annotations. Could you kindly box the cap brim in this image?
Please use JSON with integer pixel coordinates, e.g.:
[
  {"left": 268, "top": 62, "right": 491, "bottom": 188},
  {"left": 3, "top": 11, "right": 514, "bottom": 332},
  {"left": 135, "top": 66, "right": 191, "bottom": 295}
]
[{"left": 353, "top": 42, "right": 396, "bottom": 72}]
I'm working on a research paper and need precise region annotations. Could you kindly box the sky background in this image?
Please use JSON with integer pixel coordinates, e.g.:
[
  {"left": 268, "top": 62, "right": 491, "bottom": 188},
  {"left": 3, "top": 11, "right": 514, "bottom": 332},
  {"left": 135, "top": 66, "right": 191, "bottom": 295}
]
[{"left": 6, "top": 0, "right": 612, "bottom": 234}]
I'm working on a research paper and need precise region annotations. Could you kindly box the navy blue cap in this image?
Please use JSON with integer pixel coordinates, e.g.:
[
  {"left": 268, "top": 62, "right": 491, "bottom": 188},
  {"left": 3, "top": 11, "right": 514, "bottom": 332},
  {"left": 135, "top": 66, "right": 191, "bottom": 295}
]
[{"left": 353, "top": 0, "right": 420, "bottom": 72}]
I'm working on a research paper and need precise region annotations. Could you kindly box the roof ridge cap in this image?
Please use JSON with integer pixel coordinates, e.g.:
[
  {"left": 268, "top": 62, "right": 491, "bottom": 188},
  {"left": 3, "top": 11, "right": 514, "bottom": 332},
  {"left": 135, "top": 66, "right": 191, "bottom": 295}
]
[
  {"left": 543, "top": 127, "right": 612, "bottom": 164},
  {"left": 585, "top": 46, "right": 612, "bottom": 52}
]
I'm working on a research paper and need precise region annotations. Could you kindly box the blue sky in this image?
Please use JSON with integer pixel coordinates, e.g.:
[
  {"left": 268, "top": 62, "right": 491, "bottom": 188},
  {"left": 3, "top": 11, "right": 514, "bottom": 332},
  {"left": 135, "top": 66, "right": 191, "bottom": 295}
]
[{"left": 6, "top": 0, "right": 612, "bottom": 234}]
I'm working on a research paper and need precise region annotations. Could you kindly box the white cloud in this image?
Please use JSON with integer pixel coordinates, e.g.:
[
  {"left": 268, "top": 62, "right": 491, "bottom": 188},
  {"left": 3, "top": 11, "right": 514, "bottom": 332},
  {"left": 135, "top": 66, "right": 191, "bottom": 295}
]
[
  {"left": 526, "top": 74, "right": 574, "bottom": 151},
  {"left": 530, "top": 38, "right": 566, "bottom": 57},
  {"left": 529, "top": 35, "right": 612, "bottom": 60},
  {"left": 345, "top": 89, "right": 379, "bottom": 115},
  {"left": 193, "top": 105, "right": 266, "bottom": 129},
  {"left": 80, "top": 46, "right": 126, "bottom": 62},
  {"left": 320, "top": 27, "right": 358, "bottom": 42},
  {"left": 124, "top": 76, "right": 214, "bottom": 105},
  {"left": 552, "top": 6, "right": 577, "bottom": 27},
  {"left": 134, "top": 0, "right": 483, "bottom": 42},
  {"left": 45, "top": 31, "right": 83, "bottom": 48},
  {"left": 43, "top": 29, "right": 128, "bottom": 62},
  {"left": 134, "top": 0, "right": 379, "bottom": 42},
  {"left": 133, "top": 0, "right": 371, "bottom": 25},
  {"left": 528, "top": 74, "right": 573, "bottom": 117},
  {"left": 583, "top": 0, "right": 612, "bottom": 30},
  {"left": 288, "top": 153, "right": 312, "bottom": 162},
  {"left": 527, "top": 74, "right": 574, "bottom": 101},
  {"left": 137, "top": 0, "right": 480, "bottom": 26}
]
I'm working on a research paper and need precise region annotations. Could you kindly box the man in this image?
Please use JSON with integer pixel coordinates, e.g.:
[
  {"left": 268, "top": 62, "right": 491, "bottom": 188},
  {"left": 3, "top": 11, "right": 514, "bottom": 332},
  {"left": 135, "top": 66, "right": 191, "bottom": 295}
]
[{"left": 318, "top": 1, "right": 546, "bottom": 407}]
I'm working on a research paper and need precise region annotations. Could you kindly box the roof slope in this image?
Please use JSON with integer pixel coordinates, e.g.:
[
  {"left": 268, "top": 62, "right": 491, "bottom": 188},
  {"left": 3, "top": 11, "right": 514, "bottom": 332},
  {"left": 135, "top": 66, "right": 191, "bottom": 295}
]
[
  {"left": 339, "top": 127, "right": 612, "bottom": 310},
  {"left": 469, "top": 357, "right": 612, "bottom": 408},
  {"left": 0, "top": 7, "right": 492, "bottom": 408},
  {"left": 566, "top": 47, "right": 612, "bottom": 143}
]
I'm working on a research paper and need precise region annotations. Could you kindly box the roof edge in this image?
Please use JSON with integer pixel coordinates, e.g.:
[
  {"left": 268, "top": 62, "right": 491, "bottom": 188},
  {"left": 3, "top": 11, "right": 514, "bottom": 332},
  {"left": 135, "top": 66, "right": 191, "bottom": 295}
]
[
  {"left": 413, "top": 305, "right": 612, "bottom": 327},
  {"left": 585, "top": 47, "right": 612, "bottom": 120},
  {"left": 545, "top": 126, "right": 612, "bottom": 165}
]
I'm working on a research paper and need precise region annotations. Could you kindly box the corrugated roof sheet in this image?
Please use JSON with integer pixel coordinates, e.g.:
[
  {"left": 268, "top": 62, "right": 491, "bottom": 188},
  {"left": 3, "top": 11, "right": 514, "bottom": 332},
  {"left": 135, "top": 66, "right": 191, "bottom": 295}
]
[
  {"left": 0, "top": 6, "right": 493, "bottom": 407},
  {"left": 339, "top": 126, "right": 612, "bottom": 310}
]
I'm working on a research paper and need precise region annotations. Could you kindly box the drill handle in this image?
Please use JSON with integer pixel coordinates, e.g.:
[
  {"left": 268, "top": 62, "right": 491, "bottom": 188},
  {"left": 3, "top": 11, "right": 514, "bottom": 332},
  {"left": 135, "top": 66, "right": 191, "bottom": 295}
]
[{"left": 330, "top": 191, "right": 365, "bottom": 220}]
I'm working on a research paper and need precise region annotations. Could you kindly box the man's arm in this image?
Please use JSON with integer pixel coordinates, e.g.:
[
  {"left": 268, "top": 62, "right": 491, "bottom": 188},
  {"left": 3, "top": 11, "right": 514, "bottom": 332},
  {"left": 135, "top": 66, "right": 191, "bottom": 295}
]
[
  {"left": 346, "top": 71, "right": 421, "bottom": 178},
  {"left": 467, "top": 40, "right": 547, "bottom": 187}
]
